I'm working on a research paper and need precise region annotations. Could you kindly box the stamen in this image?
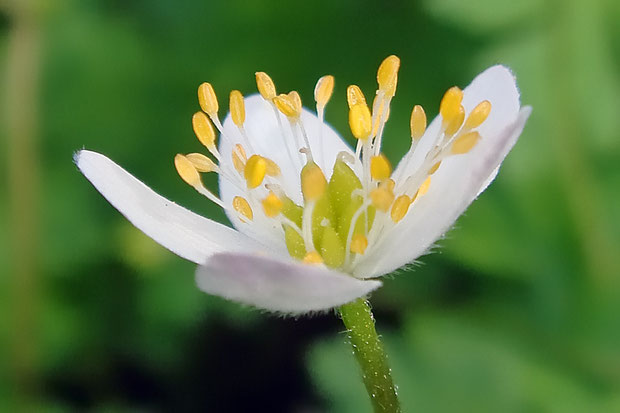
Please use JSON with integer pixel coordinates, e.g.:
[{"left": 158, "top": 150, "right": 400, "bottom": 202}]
[
  {"left": 370, "top": 154, "right": 392, "bottom": 181},
  {"left": 263, "top": 157, "right": 281, "bottom": 176},
  {"left": 445, "top": 105, "right": 465, "bottom": 136},
  {"left": 428, "top": 160, "right": 441, "bottom": 174},
  {"left": 175, "top": 154, "right": 226, "bottom": 208},
  {"left": 274, "top": 93, "right": 301, "bottom": 119},
  {"left": 371, "top": 95, "right": 391, "bottom": 138},
  {"left": 371, "top": 56, "right": 399, "bottom": 156},
  {"left": 451, "top": 131, "right": 481, "bottom": 154},
  {"left": 347, "top": 85, "right": 367, "bottom": 108},
  {"left": 231, "top": 144, "right": 247, "bottom": 173},
  {"left": 350, "top": 234, "right": 369, "bottom": 255},
  {"left": 391, "top": 195, "right": 412, "bottom": 223},
  {"left": 297, "top": 119, "right": 315, "bottom": 161},
  {"left": 464, "top": 100, "right": 492, "bottom": 130},
  {"left": 415, "top": 176, "right": 431, "bottom": 199},
  {"left": 244, "top": 155, "right": 267, "bottom": 189},
  {"left": 315, "top": 75, "right": 334, "bottom": 170},
  {"left": 370, "top": 102, "right": 390, "bottom": 157},
  {"left": 377, "top": 55, "right": 400, "bottom": 97},
  {"left": 315, "top": 75, "right": 335, "bottom": 109},
  {"left": 303, "top": 251, "right": 323, "bottom": 264},
  {"left": 301, "top": 162, "right": 327, "bottom": 201},
  {"left": 289, "top": 91, "right": 302, "bottom": 113},
  {"left": 369, "top": 186, "right": 395, "bottom": 212},
  {"left": 262, "top": 191, "right": 284, "bottom": 218},
  {"left": 439, "top": 86, "right": 464, "bottom": 127},
  {"left": 269, "top": 96, "right": 303, "bottom": 170},
  {"left": 185, "top": 153, "right": 217, "bottom": 173},
  {"left": 233, "top": 196, "right": 253, "bottom": 221},
  {"left": 174, "top": 154, "right": 201, "bottom": 188},
  {"left": 198, "top": 82, "right": 219, "bottom": 116},
  {"left": 281, "top": 91, "right": 315, "bottom": 160},
  {"left": 192, "top": 112, "right": 218, "bottom": 155},
  {"left": 254, "top": 73, "right": 300, "bottom": 168},
  {"left": 343, "top": 199, "right": 371, "bottom": 267},
  {"left": 348, "top": 102, "right": 372, "bottom": 141},
  {"left": 410, "top": 105, "right": 427, "bottom": 140},
  {"left": 255, "top": 72, "right": 277, "bottom": 100},
  {"left": 229, "top": 90, "right": 246, "bottom": 127}
]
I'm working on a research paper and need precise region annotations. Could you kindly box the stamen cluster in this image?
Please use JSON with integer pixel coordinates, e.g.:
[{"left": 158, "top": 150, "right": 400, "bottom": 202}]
[{"left": 174, "top": 55, "right": 492, "bottom": 272}]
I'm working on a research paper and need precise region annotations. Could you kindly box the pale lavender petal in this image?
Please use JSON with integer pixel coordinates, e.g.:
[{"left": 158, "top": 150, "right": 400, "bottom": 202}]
[{"left": 196, "top": 252, "right": 381, "bottom": 314}]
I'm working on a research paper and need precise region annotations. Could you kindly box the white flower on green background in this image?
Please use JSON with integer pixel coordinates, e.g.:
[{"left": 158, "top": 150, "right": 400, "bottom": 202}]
[{"left": 76, "top": 56, "right": 530, "bottom": 314}]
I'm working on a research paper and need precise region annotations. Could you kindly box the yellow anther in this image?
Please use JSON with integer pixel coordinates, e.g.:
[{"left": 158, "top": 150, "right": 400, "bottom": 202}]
[
  {"left": 370, "top": 186, "right": 395, "bottom": 212},
  {"left": 429, "top": 161, "right": 442, "bottom": 175},
  {"left": 192, "top": 112, "right": 216, "bottom": 150},
  {"left": 301, "top": 162, "right": 327, "bottom": 201},
  {"left": 186, "top": 153, "right": 217, "bottom": 173},
  {"left": 288, "top": 91, "right": 302, "bottom": 113},
  {"left": 233, "top": 196, "right": 253, "bottom": 221},
  {"left": 174, "top": 154, "right": 201, "bottom": 187},
  {"left": 263, "top": 157, "right": 281, "bottom": 176},
  {"left": 255, "top": 72, "right": 277, "bottom": 100},
  {"left": 417, "top": 176, "right": 431, "bottom": 197},
  {"left": 377, "top": 55, "right": 400, "bottom": 97},
  {"left": 370, "top": 154, "right": 392, "bottom": 181},
  {"left": 464, "top": 100, "right": 492, "bottom": 129},
  {"left": 314, "top": 75, "right": 335, "bottom": 108},
  {"left": 445, "top": 105, "right": 465, "bottom": 136},
  {"left": 451, "top": 131, "right": 481, "bottom": 154},
  {"left": 348, "top": 103, "right": 372, "bottom": 140},
  {"left": 303, "top": 251, "right": 324, "bottom": 264},
  {"left": 385, "top": 178, "right": 395, "bottom": 192},
  {"left": 232, "top": 144, "right": 247, "bottom": 173},
  {"left": 391, "top": 195, "right": 412, "bottom": 223},
  {"left": 347, "top": 85, "right": 367, "bottom": 108},
  {"left": 439, "top": 86, "right": 464, "bottom": 125},
  {"left": 229, "top": 90, "right": 245, "bottom": 127},
  {"left": 244, "top": 155, "right": 267, "bottom": 189},
  {"left": 273, "top": 93, "right": 301, "bottom": 118},
  {"left": 410, "top": 105, "right": 427, "bottom": 140},
  {"left": 262, "top": 191, "right": 283, "bottom": 218},
  {"left": 198, "top": 82, "right": 218, "bottom": 116},
  {"left": 350, "top": 234, "right": 369, "bottom": 255}
]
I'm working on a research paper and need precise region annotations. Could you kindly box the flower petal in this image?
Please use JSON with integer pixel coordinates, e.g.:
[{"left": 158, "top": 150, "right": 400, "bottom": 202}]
[
  {"left": 394, "top": 65, "right": 521, "bottom": 185},
  {"left": 76, "top": 150, "right": 268, "bottom": 264},
  {"left": 217, "top": 94, "right": 357, "bottom": 251},
  {"left": 355, "top": 106, "right": 532, "bottom": 278},
  {"left": 196, "top": 252, "right": 381, "bottom": 314}
]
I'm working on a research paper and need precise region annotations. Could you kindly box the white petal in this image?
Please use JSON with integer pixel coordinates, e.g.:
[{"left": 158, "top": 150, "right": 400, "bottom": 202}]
[
  {"left": 394, "top": 65, "right": 521, "bottom": 183},
  {"left": 366, "top": 65, "right": 524, "bottom": 278},
  {"left": 355, "top": 106, "right": 531, "bottom": 278},
  {"left": 196, "top": 252, "right": 381, "bottom": 314},
  {"left": 76, "top": 150, "right": 268, "bottom": 264},
  {"left": 217, "top": 94, "right": 356, "bottom": 251}
]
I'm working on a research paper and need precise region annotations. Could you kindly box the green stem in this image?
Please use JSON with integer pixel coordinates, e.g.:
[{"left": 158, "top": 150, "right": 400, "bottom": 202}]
[{"left": 339, "top": 298, "right": 401, "bottom": 413}]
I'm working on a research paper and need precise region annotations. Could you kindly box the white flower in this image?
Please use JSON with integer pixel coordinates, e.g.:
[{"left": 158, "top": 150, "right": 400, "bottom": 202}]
[{"left": 76, "top": 56, "right": 531, "bottom": 314}]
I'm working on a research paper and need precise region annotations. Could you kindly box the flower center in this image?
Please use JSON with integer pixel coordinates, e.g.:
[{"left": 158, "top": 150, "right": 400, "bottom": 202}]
[{"left": 174, "top": 55, "right": 492, "bottom": 272}]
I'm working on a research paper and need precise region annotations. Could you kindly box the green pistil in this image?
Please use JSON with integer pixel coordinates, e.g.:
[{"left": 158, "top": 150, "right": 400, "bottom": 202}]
[{"left": 283, "top": 159, "right": 375, "bottom": 268}]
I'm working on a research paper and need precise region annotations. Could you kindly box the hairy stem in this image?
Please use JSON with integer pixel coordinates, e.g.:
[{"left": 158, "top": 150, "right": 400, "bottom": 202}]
[{"left": 339, "top": 298, "right": 400, "bottom": 413}]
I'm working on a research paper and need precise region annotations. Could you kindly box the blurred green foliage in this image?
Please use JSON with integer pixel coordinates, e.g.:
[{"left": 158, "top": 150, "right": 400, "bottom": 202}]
[{"left": 2, "top": 0, "right": 620, "bottom": 411}]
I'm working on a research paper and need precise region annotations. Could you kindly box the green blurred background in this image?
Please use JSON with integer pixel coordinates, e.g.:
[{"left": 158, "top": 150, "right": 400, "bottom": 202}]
[{"left": 2, "top": 0, "right": 620, "bottom": 411}]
